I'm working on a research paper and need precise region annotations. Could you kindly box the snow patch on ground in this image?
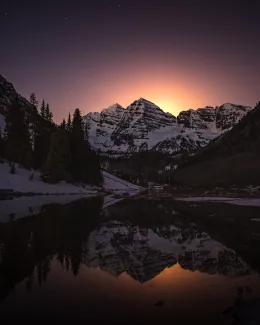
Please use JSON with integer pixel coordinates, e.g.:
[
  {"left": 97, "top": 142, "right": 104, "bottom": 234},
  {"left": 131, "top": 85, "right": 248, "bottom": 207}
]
[
  {"left": 102, "top": 171, "right": 143, "bottom": 196},
  {"left": 0, "top": 162, "right": 144, "bottom": 197},
  {"left": 176, "top": 196, "right": 260, "bottom": 207},
  {"left": 0, "top": 162, "right": 98, "bottom": 195}
]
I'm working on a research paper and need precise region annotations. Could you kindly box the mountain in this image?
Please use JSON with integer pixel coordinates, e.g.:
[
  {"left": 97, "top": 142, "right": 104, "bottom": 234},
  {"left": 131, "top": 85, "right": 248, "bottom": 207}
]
[
  {"left": 0, "top": 74, "right": 38, "bottom": 136},
  {"left": 0, "top": 75, "right": 31, "bottom": 113},
  {"left": 0, "top": 74, "right": 252, "bottom": 157},
  {"left": 85, "top": 103, "right": 125, "bottom": 149},
  {"left": 175, "top": 102, "right": 260, "bottom": 186},
  {"left": 82, "top": 220, "right": 251, "bottom": 283},
  {"left": 83, "top": 99, "right": 251, "bottom": 156}
]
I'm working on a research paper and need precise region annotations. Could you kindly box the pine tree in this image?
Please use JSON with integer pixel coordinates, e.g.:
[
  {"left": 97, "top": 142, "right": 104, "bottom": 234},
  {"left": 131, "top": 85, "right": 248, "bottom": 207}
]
[
  {"left": 42, "top": 129, "right": 71, "bottom": 183},
  {"left": 29, "top": 93, "right": 38, "bottom": 109},
  {"left": 27, "top": 93, "right": 38, "bottom": 150},
  {"left": 0, "top": 130, "right": 5, "bottom": 160},
  {"left": 49, "top": 110, "right": 53, "bottom": 123},
  {"left": 40, "top": 100, "right": 46, "bottom": 119},
  {"left": 67, "top": 113, "right": 72, "bottom": 132},
  {"left": 60, "top": 119, "right": 66, "bottom": 130},
  {"left": 72, "top": 108, "right": 84, "bottom": 139},
  {"left": 5, "top": 98, "right": 32, "bottom": 168},
  {"left": 34, "top": 119, "right": 51, "bottom": 169},
  {"left": 70, "top": 108, "right": 102, "bottom": 184},
  {"left": 45, "top": 103, "right": 53, "bottom": 122},
  {"left": 45, "top": 103, "right": 50, "bottom": 120},
  {"left": 70, "top": 109, "right": 85, "bottom": 181}
]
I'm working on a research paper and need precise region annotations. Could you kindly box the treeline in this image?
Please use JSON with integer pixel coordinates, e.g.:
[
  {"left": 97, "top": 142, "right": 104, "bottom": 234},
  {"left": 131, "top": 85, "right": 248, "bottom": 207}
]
[
  {"left": 0, "top": 93, "right": 102, "bottom": 185},
  {"left": 106, "top": 151, "right": 176, "bottom": 185}
]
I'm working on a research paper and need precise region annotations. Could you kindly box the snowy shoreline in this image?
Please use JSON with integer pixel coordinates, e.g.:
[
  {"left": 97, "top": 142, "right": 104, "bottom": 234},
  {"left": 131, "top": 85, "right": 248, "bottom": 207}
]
[
  {"left": 175, "top": 196, "right": 260, "bottom": 207},
  {"left": 0, "top": 162, "right": 144, "bottom": 198}
]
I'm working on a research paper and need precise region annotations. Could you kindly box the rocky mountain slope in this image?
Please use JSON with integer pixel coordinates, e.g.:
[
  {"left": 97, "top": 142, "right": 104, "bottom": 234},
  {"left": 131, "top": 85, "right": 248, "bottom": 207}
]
[
  {"left": 84, "top": 99, "right": 251, "bottom": 156},
  {"left": 0, "top": 75, "right": 31, "bottom": 113},
  {"left": 0, "top": 74, "right": 39, "bottom": 137},
  {"left": 0, "top": 74, "right": 252, "bottom": 156},
  {"left": 175, "top": 102, "right": 260, "bottom": 186}
]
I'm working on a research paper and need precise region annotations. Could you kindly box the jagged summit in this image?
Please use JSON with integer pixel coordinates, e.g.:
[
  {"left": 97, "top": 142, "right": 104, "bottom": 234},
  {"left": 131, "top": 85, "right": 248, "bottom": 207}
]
[
  {"left": 127, "top": 97, "right": 167, "bottom": 114},
  {"left": 105, "top": 103, "right": 124, "bottom": 112},
  {"left": 83, "top": 98, "right": 251, "bottom": 156},
  {"left": 0, "top": 74, "right": 252, "bottom": 157},
  {"left": 175, "top": 103, "right": 260, "bottom": 186}
]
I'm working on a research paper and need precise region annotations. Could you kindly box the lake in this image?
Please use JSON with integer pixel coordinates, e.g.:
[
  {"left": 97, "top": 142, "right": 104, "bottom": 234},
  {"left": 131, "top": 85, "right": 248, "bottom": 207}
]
[{"left": 1, "top": 196, "right": 260, "bottom": 324}]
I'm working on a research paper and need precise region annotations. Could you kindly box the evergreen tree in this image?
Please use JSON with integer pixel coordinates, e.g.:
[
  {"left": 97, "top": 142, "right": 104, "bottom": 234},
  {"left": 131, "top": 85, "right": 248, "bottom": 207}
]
[
  {"left": 72, "top": 108, "right": 84, "bottom": 139},
  {"left": 45, "top": 103, "right": 53, "bottom": 122},
  {"left": 40, "top": 100, "right": 46, "bottom": 119},
  {"left": 42, "top": 129, "right": 71, "bottom": 183},
  {"left": 60, "top": 119, "right": 66, "bottom": 130},
  {"left": 87, "top": 149, "right": 103, "bottom": 185},
  {"left": 45, "top": 103, "right": 50, "bottom": 121},
  {"left": 29, "top": 93, "right": 38, "bottom": 109},
  {"left": 33, "top": 117, "right": 52, "bottom": 169},
  {"left": 27, "top": 93, "right": 39, "bottom": 150},
  {"left": 70, "top": 108, "right": 85, "bottom": 181},
  {"left": 70, "top": 108, "right": 102, "bottom": 184},
  {"left": 0, "top": 130, "right": 5, "bottom": 160},
  {"left": 67, "top": 113, "right": 72, "bottom": 132},
  {"left": 5, "top": 99, "right": 32, "bottom": 168}
]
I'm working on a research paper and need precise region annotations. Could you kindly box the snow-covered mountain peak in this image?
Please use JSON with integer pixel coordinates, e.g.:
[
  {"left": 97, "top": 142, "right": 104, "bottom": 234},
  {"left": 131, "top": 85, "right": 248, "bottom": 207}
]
[
  {"left": 0, "top": 74, "right": 252, "bottom": 157},
  {"left": 215, "top": 103, "right": 251, "bottom": 131},
  {"left": 105, "top": 103, "right": 124, "bottom": 112},
  {"left": 83, "top": 98, "right": 251, "bottom": 156},
  {"left": 127, "top": 97, "right": 167, "bottom": 114}
]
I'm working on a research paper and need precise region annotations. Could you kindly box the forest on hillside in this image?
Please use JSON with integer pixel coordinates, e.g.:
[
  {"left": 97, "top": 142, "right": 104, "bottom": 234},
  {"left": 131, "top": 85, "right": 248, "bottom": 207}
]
[{"left": 0, "top": 93, "right": 102, "bottom": 185}]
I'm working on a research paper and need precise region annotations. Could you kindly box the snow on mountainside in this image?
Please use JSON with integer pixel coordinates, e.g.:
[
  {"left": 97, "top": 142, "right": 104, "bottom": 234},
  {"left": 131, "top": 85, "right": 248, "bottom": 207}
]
[
  {"left": 83, "top": 99, "right": 251, "bottom": 156},
  {"left": 85, "top": 104, "right": 124, "bottom": 149},
  {"left": 216, "top": 103, "right": 251, "bottom": 131},
  {"left": 0, "top": 74, "right": 252, "bottom": 156}
]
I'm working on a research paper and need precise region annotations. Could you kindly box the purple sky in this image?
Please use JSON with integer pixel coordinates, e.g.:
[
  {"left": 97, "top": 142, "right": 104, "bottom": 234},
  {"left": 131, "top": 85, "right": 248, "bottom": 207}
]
[{"left": 1, "top": 0, "right": 260, "bottom": 121}]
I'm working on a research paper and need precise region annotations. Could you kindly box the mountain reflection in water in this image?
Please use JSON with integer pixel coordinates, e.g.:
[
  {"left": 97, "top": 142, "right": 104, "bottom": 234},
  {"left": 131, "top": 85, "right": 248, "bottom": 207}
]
[{"left": 1, "top": 197, "right": 260, "bottom": 324}]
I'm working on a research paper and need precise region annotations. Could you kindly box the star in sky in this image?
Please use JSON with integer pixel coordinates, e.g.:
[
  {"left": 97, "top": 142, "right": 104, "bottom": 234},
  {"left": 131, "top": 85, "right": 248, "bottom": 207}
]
[{"left": 108, "top": 4, "right": 121, "bottom": 9}]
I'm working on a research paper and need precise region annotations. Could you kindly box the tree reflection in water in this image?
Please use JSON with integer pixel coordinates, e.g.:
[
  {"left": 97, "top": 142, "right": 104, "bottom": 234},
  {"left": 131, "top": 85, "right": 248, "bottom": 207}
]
[{"left": 0, "top": 197, "right": 260, "bottom": 302}]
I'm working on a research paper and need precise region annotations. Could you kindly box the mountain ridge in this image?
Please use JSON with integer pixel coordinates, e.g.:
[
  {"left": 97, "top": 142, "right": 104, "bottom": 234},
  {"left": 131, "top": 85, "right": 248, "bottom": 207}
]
[
  {"left": 83, "top": 98, "right": 251, "bottom": 156},
  {"left": 0, "top": 74, "right": 252, "bottom": 157},
  {"left": 175, "top": 102, "right": 260, "bottom": 186}
]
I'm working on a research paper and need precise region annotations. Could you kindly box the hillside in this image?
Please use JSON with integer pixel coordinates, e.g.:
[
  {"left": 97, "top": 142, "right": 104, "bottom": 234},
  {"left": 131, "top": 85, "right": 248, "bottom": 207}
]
[
  {"left": 175, "top": 103, "right": 260, "bottom": 187},
  {"left": 0, "top": 162, "right": 142, "bottom": 196}
]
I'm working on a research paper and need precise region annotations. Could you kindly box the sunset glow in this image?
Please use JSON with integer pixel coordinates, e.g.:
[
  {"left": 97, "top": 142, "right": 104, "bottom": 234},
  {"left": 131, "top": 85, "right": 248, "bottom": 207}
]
[{"left": 1, "top": 1, "right": 259, "bottom": 121}]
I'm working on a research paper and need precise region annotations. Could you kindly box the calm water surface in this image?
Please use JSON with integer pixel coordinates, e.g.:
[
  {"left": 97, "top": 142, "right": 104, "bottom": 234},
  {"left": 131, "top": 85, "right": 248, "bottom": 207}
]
[{"left": 1, "top": 196, "right": 260, "bottom": 324}]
